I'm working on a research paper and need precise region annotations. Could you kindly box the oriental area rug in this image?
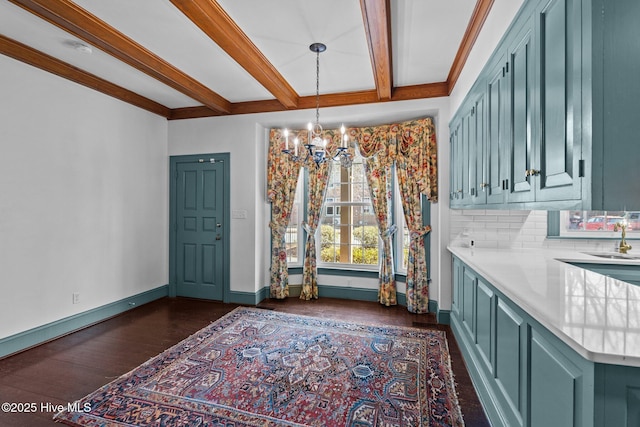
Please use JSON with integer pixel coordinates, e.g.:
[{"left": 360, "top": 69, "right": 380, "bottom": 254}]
[{"left": 54, "top": 307, "right": 464, "bottom": 426}]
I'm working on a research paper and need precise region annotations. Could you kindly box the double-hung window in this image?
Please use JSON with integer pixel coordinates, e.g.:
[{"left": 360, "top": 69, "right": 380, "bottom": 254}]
[
  {"left": 285, "top": 153, "right": 415, "bottom": 273},
  {"left": 319, "top": 154, "right": 379, "bottom": 268}
]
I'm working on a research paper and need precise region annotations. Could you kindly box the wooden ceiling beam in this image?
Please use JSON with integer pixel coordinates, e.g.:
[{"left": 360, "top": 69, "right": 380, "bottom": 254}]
[
  {"left": 0, "top": 35, "right": 171, "bottom": 117},
  {"left": 9, "top": 0, "right": 232, "bottom": 114},
  {"left": 447, "top": 0, "right": 495, "bottom": 93},
  {"left": 170, "top": 0, "right": 299, "bottom": 110},
  {"left": 360, "top": 0, "right": 393, "bottom": 101},
  {"left": 169, "top": 82, "right": 447, "bottom": 120}
]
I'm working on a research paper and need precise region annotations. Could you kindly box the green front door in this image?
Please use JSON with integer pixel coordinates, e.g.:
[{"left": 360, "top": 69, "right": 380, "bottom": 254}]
[{"left": 171, "top": 154, "right": 229, "bottom": 301}]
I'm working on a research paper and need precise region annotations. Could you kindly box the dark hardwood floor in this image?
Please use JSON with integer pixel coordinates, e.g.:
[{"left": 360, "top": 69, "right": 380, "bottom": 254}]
[{"left": 0, "top": 297, "right": 488, "bottom": 426}]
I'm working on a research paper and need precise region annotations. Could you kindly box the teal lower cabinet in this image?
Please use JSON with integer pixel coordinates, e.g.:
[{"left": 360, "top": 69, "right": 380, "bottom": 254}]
[{"left": 451, "top": 255, "right": 640, "bottom": 427}]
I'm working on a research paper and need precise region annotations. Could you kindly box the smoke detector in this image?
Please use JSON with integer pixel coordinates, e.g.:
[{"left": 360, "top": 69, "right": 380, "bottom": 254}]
[{"left": 65, "top": 40, "right": 93, "bottom": 54}]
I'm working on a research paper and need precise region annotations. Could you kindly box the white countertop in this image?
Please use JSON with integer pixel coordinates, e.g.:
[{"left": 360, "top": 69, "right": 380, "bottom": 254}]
[{"left": 448, "top": 246, "right": 640, "bottom": 367}]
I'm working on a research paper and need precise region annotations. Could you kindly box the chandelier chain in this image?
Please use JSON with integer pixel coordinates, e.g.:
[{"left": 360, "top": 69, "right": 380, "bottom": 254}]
[
  {"left": 315, "top": 48, "right": 320, "bottom": 129},
  {"left": 280, "top": 42, "right": 351, "bottom": 168}
]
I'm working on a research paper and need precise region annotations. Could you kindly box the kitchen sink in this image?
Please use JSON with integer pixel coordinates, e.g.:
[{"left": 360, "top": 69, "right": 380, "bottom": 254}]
[{"left": 582, "top": 252, "right": 640, "bottom": 260}]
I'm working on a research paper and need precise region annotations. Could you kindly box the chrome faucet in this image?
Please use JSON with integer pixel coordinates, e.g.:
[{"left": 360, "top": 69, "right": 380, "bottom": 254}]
[{"left": 614, "top": 221, "right": 632, "bottom": 254}]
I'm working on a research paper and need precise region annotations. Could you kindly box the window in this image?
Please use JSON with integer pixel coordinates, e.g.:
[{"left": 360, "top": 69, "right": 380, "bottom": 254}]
[
  {"left": 319, "top": 155, "right": 378, "bottom": 268},
  {"left": 553, "top": 210, "right": 640, "bottom": 238},
  {"left": 284, "top": 172, "right": 304, "bottom": 265},
  {"left": 284, "top": 156, "right": 421, "bottom": 274}
]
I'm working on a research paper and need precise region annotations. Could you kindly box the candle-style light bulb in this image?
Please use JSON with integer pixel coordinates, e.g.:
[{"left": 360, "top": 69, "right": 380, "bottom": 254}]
[
  {"left": 294, "top": 137, "right": 299, "bottom": 157},
  {"left": 284, "top": 128, "right": 289, "bottom": 150},
  {"left": 340, "top": 125, "right": 347, "bottom": 148}
]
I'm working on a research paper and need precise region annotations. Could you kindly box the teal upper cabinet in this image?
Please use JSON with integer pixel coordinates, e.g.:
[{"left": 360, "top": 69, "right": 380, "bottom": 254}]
[
  {"left": 590, "top": 0, "right": 640, "bottom": 210},
  {"left": 472, "top": 89, "right": 487, "bottom": 205},
  {"left": 534, "top": 0, "right": 582, "bottom": 203},
  {"left": 486, "top": 53, "right": 508, "bottom": 205},
  {"left": 507, "top": 16, "right": 536, "bottom": 204},
  {"left": 449, "top": 0, "right": 640, "bottom": 210},
  {"left": 450, "top": 89, "right": 485, "bottom": 207}
]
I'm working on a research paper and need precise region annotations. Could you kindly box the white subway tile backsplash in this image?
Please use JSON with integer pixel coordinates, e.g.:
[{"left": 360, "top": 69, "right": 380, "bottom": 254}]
[
  {"left": 449, "top": 209, "right": 617, "bottom": 251},
  {"left": 474, "top": 216, "right": 500, "bottom": 222}
]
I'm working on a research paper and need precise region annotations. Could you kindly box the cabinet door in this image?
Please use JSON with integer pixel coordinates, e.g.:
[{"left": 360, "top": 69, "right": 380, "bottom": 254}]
[
  {"left": 461, "top": 112, "right": 472, "bottom": 205},
  {"left": 535, "top": 0, "right": 582, "bottom": 202},
  {"left": 462, "top": 266, "right": 476, "bottom": 338},
  {"left": 486, "top": 55, "right": 508, "bottom": 204},
  {"left": 449, "top": 120, "right": 463, "bottom": 206},
  {"left": 530, "top": 329, "right": 587, "bottom": 427},
  {"left": 452, "top": 257, "right": 462, "bottom": 316},
  {"left": 507, "top": 18, "right": 536, "bottom": 204},
  {"left": 472, "top": 90, "right": 488, "bottom": 205}
]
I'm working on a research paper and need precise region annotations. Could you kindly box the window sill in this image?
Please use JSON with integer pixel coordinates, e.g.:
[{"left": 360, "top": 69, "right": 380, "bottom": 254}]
[
  {"left": 547, "top": 235, "right": 640, "bottom": 241},
  {"left": 287, "top": 266, "right": 408, "bottom": 280}
]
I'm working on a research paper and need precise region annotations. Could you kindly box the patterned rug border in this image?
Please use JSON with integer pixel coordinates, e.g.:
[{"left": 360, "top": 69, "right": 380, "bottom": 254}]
[{"left": 54, "top": 306, "right": 465, "bottom": 426}]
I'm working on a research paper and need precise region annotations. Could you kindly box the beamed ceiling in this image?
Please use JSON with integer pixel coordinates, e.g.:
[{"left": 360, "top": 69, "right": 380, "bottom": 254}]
[{"left": 0, "top": 0, "right": 494, "bottom": 120}]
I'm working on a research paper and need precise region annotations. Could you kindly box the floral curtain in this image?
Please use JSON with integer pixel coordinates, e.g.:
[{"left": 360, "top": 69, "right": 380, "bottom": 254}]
[
  {"left": 300, "top": 130, "right": 340, "bottom": 300},
  {"left": 267, "top": 117, "right": 437, "bottom": 311},
  {"left": 357, "top": 125, "right": 398, "bottom": 306},
  {"left": 267, "top": 129, "right": 302, "bottom": 299},
  {"left": 395, "top": 119, "right": 438, "bottom": 312}
]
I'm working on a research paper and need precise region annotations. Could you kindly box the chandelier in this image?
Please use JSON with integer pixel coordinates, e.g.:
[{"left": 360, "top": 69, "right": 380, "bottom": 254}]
[{"left": 282, "top": 43, "right": 352, "bottom": 168}]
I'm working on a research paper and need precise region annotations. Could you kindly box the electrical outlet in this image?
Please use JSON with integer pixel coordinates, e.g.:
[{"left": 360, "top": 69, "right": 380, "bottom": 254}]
[{"left": 72, "top": 292, "right": 80, "bottom": 304}]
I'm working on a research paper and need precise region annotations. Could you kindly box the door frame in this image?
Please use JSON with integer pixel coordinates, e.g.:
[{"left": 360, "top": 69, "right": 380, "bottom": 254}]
[{"left": 169, "top": 153, "right": 231, "bottom": 302}]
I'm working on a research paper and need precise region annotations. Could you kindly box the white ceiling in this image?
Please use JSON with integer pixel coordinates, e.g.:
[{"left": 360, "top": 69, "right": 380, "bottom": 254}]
[{"left": 0, "top": 0, "right": 478, "bottom": 115}]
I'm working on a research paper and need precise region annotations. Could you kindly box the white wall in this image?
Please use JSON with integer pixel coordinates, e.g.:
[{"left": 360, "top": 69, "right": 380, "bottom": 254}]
[
  {"left": 449, "top": 0, "right": 525, "bottom": 113},
  {"left": 0, "top": 55, "right": 169, "bottom": 339},
  {"left": 168, "top": 98, "right": 451, "bottom": 306}
]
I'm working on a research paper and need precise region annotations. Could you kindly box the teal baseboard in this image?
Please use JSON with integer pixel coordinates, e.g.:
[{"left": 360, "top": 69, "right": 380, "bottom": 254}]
[
  {"left": 258, "top": 284, "right": 443, "bottom": 319},
  {"left": 0, "top": 285, "right": 169, "bottom": 359},
  {"left": 318, "top": 284, "right": 379, "bottom": 301},
  {"left": 227, "top": 288, "right": 269, "bottom": 306},
  {"left": 433, "top": 299, "right": 451, "bottom": 324}
]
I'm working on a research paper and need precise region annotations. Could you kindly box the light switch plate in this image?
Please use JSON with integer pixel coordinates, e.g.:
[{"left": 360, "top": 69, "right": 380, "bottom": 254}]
[{"left": 232, "top": 209, "right": 247, "bottom": 219}]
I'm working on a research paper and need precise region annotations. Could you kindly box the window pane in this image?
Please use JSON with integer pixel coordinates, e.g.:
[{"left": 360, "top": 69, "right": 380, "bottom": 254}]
[
  {"left": 319, "top": 156, "right": 378, "bottom": 267},
  {"left": 558, "top": 210, "right": 639, "bottom": 238},
  {"left": 285, "top": 172, "right": 304, "bottom": 264},
  {"left": 402, "top": 224, "right": 410, "bottom": 270}
]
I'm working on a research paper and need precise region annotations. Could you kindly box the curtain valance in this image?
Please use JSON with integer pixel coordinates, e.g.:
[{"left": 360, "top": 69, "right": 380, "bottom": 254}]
[{"left": 267, "top": 116, "right": 438, "bottom": 203}]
